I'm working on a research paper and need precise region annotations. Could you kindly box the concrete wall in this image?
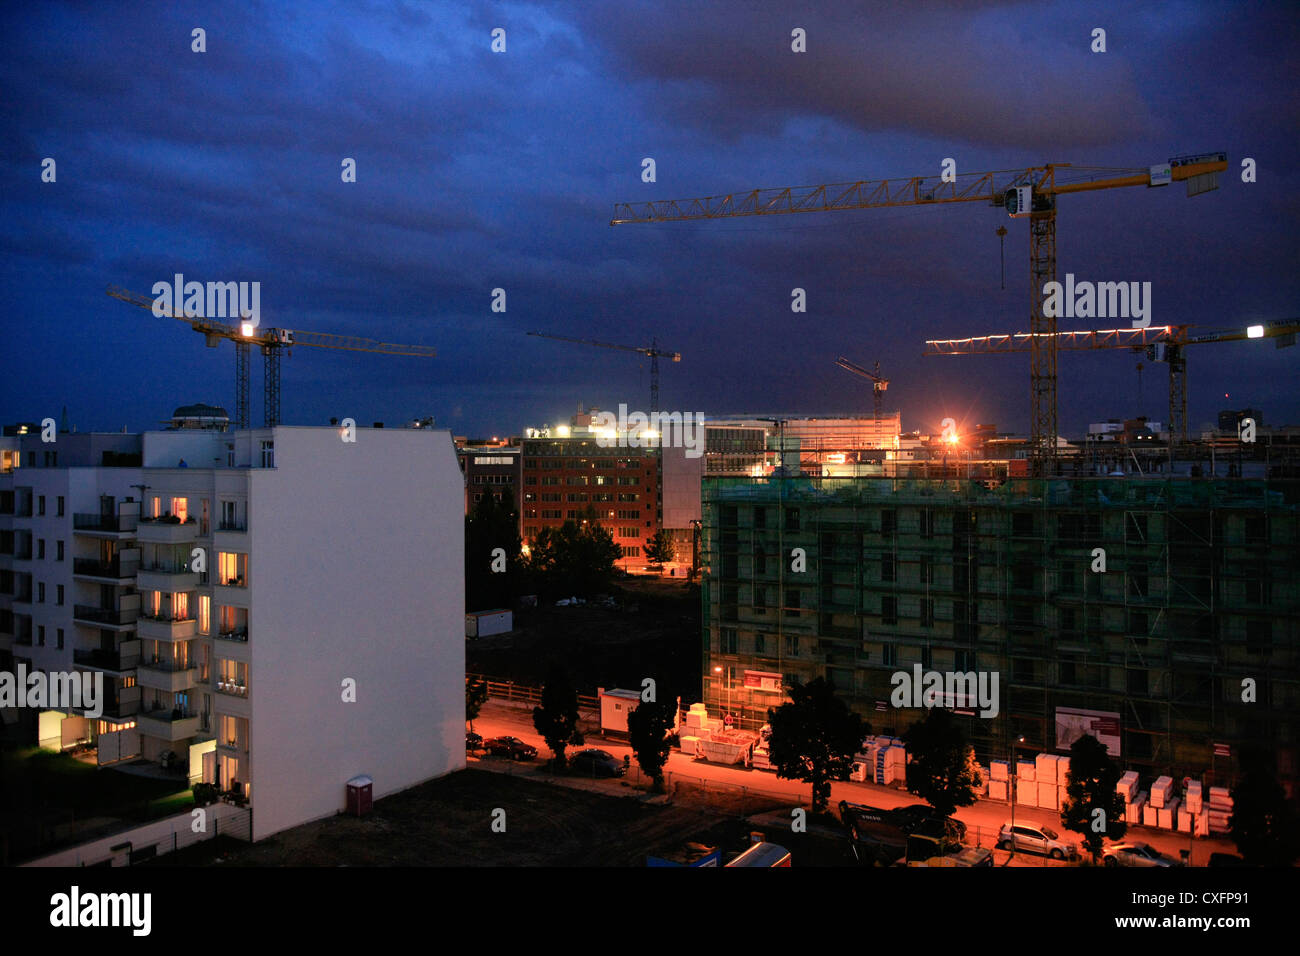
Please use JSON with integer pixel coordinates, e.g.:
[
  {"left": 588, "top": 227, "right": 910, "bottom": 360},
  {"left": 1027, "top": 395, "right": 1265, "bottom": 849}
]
[
  {"left": 661, "top": 444, "right": 704, "bottom": 530},
  {"left": 23, "top": 803, "right": 248, "bottom": 867},
  {"left": 247, "top": 427, "right": 464, "bottom": 840}
]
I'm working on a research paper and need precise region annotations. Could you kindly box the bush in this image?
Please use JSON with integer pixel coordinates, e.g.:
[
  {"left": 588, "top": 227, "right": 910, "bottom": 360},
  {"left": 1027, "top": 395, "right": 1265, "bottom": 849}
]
[{"left": 192, "top": 783, "right": 219, "bottom": 806}]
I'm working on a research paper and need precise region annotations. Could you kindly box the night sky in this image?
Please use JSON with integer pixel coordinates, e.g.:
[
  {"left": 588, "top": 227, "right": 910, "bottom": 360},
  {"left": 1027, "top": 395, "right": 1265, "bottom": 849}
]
[{"left": 2, "top": 1, "right": 1297, "bottom": 439}]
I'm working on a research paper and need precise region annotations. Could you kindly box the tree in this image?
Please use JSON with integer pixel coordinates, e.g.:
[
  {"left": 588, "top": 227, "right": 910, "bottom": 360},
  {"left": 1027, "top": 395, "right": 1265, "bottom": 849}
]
[
  {"left": 525, "top": 506, "right": 621, "bottom": 598},
  {"left": 643, "top": 529, "right": 675, "bottom": 565},
  {"left": 1059, "top": 733, "right": 1126, "bottom": 862},
  {"left": 626, "top": 697, "right": 673, "bottom": 792},
  {"left": 1229, "top": 748, "right": 1300, "bottom": 866},
  {"left": 766, "top": 677, "right": 865, "bottom": 815},
  {"left": 465, "top": 492, "right": 523, "bottom": 611},
  {"left": 901, "top": 708, "right": 982, "bottom": 820},
  {"left": 532, "top": 664, "right": 580, "bottom": 769},
  {"left": 465, "top": 676, "right": 488, "bottom": 731}
]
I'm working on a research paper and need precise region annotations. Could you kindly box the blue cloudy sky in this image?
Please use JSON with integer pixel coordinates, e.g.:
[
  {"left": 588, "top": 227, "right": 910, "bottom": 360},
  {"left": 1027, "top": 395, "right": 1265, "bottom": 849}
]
[{"left": 2, "top": 0, "right": 1296, "bottom": 437}]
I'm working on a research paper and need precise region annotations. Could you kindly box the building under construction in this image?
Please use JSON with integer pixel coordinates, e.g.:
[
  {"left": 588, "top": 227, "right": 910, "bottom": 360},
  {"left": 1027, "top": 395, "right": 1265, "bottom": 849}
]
[{"left": 700, "top": 474, "right": 1299, "bottom": 793}]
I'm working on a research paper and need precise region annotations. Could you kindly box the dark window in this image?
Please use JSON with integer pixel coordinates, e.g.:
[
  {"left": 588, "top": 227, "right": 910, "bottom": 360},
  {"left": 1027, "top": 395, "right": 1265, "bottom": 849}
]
[
  {"left": 785, "top": 508, "right": 800, "bottom": 532},
  {"left": 881, "top": 596, "right": 897, "bottom": 626},
  {"left": 881, "top": 509, "right": 896, "bottom": 535}
]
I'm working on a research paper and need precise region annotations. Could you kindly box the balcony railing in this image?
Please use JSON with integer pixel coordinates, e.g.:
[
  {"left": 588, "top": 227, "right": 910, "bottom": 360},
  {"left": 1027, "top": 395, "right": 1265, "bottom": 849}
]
[
  {"left": 141, "top": 707, "right": 197, "bottom": 722},
  {"left": 73, "top": 513, "right": 134, "bottom": 532},
  {"left": 139, "top": 657, "right": 191, "bottom": 671},
  {"left": 216, "top": 681, "right": 249, "bottom": 698},
  {"left": 216, "top": 628, "right": 249, "bottom": 643},
  {"left": 73, "top": 647, "right": 140, "bottom": 671},
  {"left": 138, "top": 562, "right": 194, "bottom": 574},
  {"left": 138, "top": 613, "right": 195, "bottom": 625},
  {"left": 73, "top": 605, "right": 138, "bottom": 626},
  {"left": 217, "top": 521, "right": 247, "bottom": 532},
  {"left": 73, "top": 558, "right": 138, "bottom": 578},
  {"left": 137, "top": 515, "right": 196, "bottom": 526}
]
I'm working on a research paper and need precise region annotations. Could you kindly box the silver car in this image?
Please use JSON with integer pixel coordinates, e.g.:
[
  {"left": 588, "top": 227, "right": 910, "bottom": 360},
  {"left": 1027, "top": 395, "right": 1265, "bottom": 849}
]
[
  {"left": 997, "top": 822, "right": 1078, "bottom": 860},
  {"left": 1103, "top": 842, "right": 1184, "bottom": 867}
]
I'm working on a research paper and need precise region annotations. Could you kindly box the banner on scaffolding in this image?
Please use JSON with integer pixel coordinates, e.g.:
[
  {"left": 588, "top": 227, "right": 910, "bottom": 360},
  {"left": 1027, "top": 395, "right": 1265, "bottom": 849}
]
[{"left": 1055, "top": 706, "right": 1122, "bottom": 756}]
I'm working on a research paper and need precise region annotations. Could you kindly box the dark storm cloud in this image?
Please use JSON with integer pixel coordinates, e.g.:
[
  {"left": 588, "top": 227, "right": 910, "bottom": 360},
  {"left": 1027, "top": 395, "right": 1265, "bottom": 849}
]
[{"left": 0, "top": 0, "right": 1296, "bottom": 437}]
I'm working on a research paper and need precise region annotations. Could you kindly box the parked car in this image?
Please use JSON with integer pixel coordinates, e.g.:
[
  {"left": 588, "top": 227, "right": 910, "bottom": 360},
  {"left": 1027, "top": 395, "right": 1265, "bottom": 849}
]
[
  {"left": 1103, "top": 842, "right": 1184, "bottom": 867},
  {"left": 997, "top": 822, "right": 1078, "bottom": 860},
  {"left": 1207, "top": 852, "right": 1248, "bottom": 867},
  {"left": 466, "top": 731, "right": 484, "bottom": 753},
  {"left": 568, "top": 748, "right": 625, "bottom": 777},
  {"left": 893, "top": 804, "right": 968, "bottom": 843},
  {"left": 483, "top": 735, "right": 538, "bottom": 760}
]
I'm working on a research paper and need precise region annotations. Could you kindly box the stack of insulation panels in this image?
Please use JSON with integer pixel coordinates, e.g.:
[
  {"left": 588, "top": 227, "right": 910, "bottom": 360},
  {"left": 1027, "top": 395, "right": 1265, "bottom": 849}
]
[
  {"left": 1150, "top": 776, "right": 1174, "bottom": 810},
  {"left": 1117, "top": 771, "right": 1142, "bottom": 825},
  {"left": 989, "top": 760, "right": 1009, "bottom": 802},
  {"left": 1207, "top": 787, "right": 1234, "bottom": 835}
]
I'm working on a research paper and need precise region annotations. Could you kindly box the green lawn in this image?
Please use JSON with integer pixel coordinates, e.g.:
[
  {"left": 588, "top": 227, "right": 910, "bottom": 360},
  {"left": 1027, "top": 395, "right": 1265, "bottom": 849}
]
[{"left": 1, "top": 745, "right": 193, "bottom": 861}]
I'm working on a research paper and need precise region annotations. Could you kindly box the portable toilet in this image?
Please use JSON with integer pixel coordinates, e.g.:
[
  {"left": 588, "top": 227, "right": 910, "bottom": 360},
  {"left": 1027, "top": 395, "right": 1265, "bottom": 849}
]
[{"left": 346, "top": 775, "right": 373, "bottom": 816}]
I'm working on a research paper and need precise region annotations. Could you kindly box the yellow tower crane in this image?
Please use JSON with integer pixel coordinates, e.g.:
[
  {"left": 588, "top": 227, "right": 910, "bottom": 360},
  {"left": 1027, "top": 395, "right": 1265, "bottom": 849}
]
[
  {"left": 612, "top": 152, "right": 1229, "bottom": 476},
  {"left": 107, "top": 285, "right": 436, "bottom": 428}
]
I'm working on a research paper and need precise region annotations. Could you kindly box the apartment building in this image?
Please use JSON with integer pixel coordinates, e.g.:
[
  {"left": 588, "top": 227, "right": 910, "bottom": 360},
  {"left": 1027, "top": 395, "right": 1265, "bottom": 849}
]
[
  {"left": 700, "top": 475, "right": 1300, "bottom": 793},
  {"left": 2, "top": 423, "right": 465, "bottom": 841}
]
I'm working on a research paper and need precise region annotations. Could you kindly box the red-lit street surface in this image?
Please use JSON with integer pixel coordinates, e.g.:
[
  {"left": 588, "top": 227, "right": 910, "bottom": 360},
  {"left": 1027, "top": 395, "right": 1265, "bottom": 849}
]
[{"left": 472, "top": 700, "right": 1238, "bottom": 866}]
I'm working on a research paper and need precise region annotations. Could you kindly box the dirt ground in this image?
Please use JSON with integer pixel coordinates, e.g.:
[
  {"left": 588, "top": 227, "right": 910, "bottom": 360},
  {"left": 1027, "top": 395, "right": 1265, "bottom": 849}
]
[
  {"left": 151, "top": 767, "right": 852, "bottom": 867},
  {"left": 467, "top": 576, "right": 702, "bottom": 701}
]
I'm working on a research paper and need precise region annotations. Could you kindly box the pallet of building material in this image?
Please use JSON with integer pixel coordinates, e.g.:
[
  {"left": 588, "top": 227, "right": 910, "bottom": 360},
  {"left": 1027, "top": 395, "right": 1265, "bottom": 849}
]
[
  {"left": 1054, "top": 755, "right": 1072, "bottom": 787},
  {"left": 1036, "top": 782, "right": 1056, "bottom": 809},
  {"left": 1177, "top": 808, "right": 1193, "bottom": 833},
  {"left": 1126, "top": 793, "right": 1147, "bottom": 826},
  {"left": 1194, "top": 811, "right": 1210, "bottom": 838},
  {"left": 1157, "top": 797, "right": 1180, "bottom": 830},
  {"left": 1143, "top": 803, "right": 1158, "bottom": 827},
  {"left": 679, "top": 735, "right": 699, "bottom": 756},
  {"left": 989, "top": 779, "right": 1009, "bottom": 801},
  {"left": 1117, "top": 771, "right": 1140, "bottom": 800},
  {"left": 1208, "top": 786, "right": 1231, "bottom": 806},
  {"left": 850, "top": 761, "right": 868, "bottom": 783},
  {"left": 1150, "top": 776, "right": 1174, "bottom": 809},
  {"left": 990, "top": 760, "right": 1009, "bottom": 781},
  {"left": 1016, "top": 760, "right": 1036, "bottom": 783},
  {"left": 1185, "top": 780, "right": 1203, "bottom": 815},
  {"left": 1036, "top": 753, "right": 1058, "bottom": 784}
]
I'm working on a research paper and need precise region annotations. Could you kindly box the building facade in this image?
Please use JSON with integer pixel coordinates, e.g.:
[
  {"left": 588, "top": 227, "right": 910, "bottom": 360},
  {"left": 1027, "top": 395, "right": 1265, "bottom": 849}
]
[
  {"left": 2, "top": 424, "right": 465, "bottom": 841},
  {"left": 700, "top": 475, "right": 1299, "bottom": 793}
]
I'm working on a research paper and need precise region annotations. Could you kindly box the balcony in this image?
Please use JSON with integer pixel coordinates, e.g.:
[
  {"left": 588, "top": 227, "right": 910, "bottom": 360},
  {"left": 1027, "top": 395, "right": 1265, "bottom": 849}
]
[
  {"left": 73, "top": 605, "right": 138, "bottom": 629},
  {"left": 73, "top": 641, "right": 141, "bottom": 673},
  {"left": 73, "top": 513, "right": 137, "bottom": 535},
  {"left": 136, "top": 614, "right": 197, "bottom": 642},
  {"left": 215, "top": 627, "right": 249, "bottom": 644},
  {"left": 136, "top": 709, "right": 202, "bottom": 742},
  {"left": 215, "top": 680, "right": 249, "bottom": 698},
  {"left": 136, "top": 566, "right": 200, "bottom": 592},
  {"left": 135, "top": 517, "right": 198, "bottom": 544},
  {"left": 137, "top": 661, "right": 200, "bottom": 693},
  {"left": 73, "top": 557, "right": 139, "bottom": 583}
]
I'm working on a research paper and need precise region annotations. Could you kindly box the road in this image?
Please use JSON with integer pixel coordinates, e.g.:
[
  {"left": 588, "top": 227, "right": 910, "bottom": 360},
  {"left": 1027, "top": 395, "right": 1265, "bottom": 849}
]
[{"left": 471, "top": 700, "right": 1238, "bottom": 866}]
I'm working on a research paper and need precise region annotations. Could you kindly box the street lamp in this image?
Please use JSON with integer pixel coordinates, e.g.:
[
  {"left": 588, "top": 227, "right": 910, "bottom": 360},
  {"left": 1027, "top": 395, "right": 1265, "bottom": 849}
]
[
  {"left": 1009, "top": 735, "right": 1025, "bottom": 857},
  {"left": 713, "top": 664, "right": 734, "bottom": 723}
]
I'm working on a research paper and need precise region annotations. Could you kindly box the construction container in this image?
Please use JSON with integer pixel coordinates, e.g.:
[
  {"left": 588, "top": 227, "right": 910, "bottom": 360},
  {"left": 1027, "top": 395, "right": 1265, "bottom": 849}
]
[{"left": 465, "top": 608, "right": 512, "bottom": 638}]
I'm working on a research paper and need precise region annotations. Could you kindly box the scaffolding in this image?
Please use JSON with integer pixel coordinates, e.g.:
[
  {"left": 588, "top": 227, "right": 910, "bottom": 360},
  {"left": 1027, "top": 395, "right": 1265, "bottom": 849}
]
[{"left": 700, "top": 476, "right": 1300, "bottom": 790}]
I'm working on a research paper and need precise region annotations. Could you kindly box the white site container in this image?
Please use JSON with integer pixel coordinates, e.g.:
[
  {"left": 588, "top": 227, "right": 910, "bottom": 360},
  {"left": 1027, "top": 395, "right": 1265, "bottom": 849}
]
[{"left": 465, "top": 608, "right": 513, "bottom": 637}]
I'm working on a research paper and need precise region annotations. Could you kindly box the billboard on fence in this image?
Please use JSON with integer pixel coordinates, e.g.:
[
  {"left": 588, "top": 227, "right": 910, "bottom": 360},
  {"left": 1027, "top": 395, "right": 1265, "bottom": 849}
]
[{"left": 1055, "top": 707, "right": 1122, "bottom": 756}]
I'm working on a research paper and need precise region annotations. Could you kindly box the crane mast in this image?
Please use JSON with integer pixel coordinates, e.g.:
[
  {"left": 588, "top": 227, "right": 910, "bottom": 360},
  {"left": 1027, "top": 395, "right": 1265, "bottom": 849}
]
[{"left": 613, "top": 153, "right": 1228, "bottom": 475}]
